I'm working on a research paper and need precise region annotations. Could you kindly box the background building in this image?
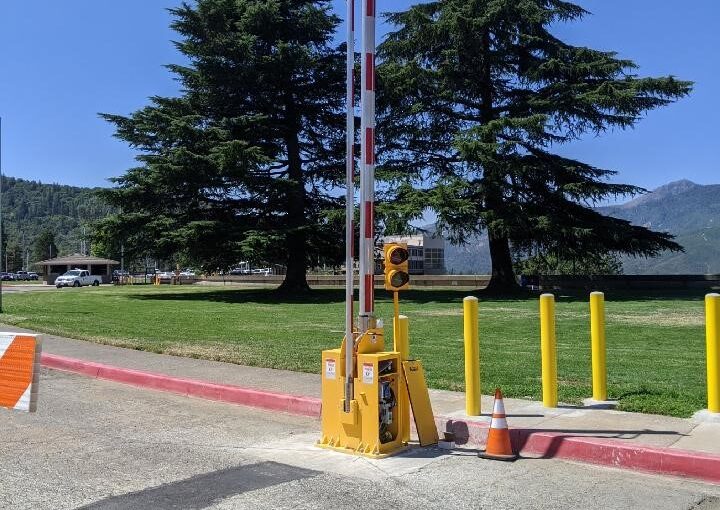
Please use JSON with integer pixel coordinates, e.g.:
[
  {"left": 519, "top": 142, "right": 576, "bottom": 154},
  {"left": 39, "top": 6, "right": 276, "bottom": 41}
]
[
  {"left": 382, "top": 234, "right": 446, "bottom": 275},
  {"left": 35, "top": 254, "right": 119, "bottom": 284}
]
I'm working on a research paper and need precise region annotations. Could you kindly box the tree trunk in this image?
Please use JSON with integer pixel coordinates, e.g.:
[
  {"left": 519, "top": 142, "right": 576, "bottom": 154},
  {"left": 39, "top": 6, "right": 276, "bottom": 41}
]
[
  {"left": 478, "top": 28, "right": 519, "bottom": 293},
  {"left": 486, "top": 227, "right": 519, "bottom": 292},
  {"left": 278, "top": 103, "right": 310, "bottom": 294},
  {"left": 279, "top": 229, "right": 310, "bottom": 293}
]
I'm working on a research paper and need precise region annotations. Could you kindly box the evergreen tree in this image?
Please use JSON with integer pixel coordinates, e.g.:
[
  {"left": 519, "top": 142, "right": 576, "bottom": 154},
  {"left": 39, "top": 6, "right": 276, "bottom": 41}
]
[
  {"left": 5, "top": 240, "right": 25, "bottom": 273},
  {"left": 515, "top": 251, "right": 623, "bottom": 276},
  {"left": 99, "top": 0, "right": 346, "bottom": 292},
  {"left": 32, "top": 230, "right": 58, "bottom": 263},
  {"left": 378, "top": 0, "right": 692, "bottom": 291}
]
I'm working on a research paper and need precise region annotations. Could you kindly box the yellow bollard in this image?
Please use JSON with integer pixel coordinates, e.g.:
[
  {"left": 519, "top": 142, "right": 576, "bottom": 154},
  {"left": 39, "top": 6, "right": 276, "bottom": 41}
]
[
  {"left": 394, "top": 314, "right": 409, "bottom": 360},
  {"left": 540, "top": 293, "right": 558, "bottom": 407},
  {"left": 463, "top": 296, "right": 481, "bottom": 416},
  {"left": 590, "top": 291, "right": 607, "bottom": 401},
  {"left": 396, "top": 315, "right": 410, "bottom": 443},
  {"left": 706, "top": 293, "right": 720, "bottom": 413}
]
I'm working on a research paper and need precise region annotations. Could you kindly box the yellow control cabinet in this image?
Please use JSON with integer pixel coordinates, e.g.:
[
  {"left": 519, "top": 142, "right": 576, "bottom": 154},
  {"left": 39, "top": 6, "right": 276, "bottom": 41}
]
[{"left": 318, "top": 328, "right": 407, "bottom": 458}]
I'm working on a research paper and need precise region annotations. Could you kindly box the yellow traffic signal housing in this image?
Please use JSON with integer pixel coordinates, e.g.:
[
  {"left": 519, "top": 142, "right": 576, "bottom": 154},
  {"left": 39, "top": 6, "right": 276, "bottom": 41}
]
[{"left": 384, "top": 243, "right": 410, "bottom": 291}]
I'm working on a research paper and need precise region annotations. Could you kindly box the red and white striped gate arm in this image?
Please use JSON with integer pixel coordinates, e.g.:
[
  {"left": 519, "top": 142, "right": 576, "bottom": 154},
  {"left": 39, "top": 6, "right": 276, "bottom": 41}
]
[{"left": 358, "top": 0, "right": 376, "bottom": 331}]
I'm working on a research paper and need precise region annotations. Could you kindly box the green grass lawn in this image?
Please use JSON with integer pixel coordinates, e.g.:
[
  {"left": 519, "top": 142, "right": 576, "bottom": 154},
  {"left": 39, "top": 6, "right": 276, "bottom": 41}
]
[{"left": 0, "top": 284, "right": 711, "bottom": 417}]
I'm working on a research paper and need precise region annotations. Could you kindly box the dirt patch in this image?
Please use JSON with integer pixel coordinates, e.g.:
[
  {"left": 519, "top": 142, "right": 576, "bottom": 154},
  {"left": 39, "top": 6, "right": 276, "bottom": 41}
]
[
  {"left": 161, "top": 342, "right": 261, "bottom": 365},
  {"left": 608, "top": 311, "right": 704, "bottom": 327},
  {"left": 412, "top": 309, "right": 464, "bottom": 317},
  {"left": 414, "top": 307, "right": 538, "bottom": 319}
]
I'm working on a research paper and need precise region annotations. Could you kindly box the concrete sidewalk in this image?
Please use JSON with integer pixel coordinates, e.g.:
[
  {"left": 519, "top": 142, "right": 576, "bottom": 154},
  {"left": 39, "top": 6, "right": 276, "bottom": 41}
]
[{"left": 4, "top": 323, "right": 720, "bottom": 481}]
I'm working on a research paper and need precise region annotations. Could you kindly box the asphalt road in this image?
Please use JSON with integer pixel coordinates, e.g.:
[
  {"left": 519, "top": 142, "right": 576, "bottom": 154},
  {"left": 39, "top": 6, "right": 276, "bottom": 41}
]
[
  {"left": 2, "top": 370, "right": 720, "bottom": 510},
  {"left": 0, "top": 283, "right": 58, "bottom": 293}
]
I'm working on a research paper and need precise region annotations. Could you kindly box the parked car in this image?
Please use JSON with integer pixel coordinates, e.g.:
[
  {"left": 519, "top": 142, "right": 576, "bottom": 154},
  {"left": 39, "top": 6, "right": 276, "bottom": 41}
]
[
  {"left": 27, "top": 272, "right": 39, "bottom": 281},
  {"left": 0, "top": 272, "right": 14, "bottom": 281},
  {"left": 55, "top": 269, "right": 102, "bottom": 288},
  {"left": 15, "top": 271, "right": 30, "bottom": 280}
]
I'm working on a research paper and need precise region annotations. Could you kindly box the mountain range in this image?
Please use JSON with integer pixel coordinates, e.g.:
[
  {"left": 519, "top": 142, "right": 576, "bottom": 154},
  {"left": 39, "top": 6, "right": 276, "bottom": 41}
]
[
  {"left": 3, "top": 175, "right": 717, "bottom": 275},
  {"left": 598, "top": 180, "right": 720, "bottom": 274},
  {"left": 443, "top": 180, "right": 720, "bottom": 275}
]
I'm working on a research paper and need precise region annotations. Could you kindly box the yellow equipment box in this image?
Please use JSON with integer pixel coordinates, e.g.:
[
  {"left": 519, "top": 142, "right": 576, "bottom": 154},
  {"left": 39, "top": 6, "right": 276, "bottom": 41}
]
[{"left": 318, "top": 328, "right": 407, "bottom": 458}]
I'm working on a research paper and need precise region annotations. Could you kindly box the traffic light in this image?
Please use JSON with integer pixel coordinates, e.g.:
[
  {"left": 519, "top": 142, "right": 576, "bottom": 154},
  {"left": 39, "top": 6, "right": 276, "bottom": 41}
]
[{"left": 383, "top": 243, "right": 410, "bottom": 291}]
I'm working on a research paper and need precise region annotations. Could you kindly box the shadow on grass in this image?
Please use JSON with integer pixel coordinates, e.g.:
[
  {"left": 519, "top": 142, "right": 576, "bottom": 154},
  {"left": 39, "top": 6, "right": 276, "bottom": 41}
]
[
  {"left": 124, "top": 286, "right": 709, "bottom": 305},
  {"left": 128, "top": 288, "right": 473, "bottom": 305}
]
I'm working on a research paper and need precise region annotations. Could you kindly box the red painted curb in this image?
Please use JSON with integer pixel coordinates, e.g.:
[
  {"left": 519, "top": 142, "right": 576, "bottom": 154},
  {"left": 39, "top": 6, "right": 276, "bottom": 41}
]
[
  {"left": 40, "top": 353, "right": 321, "bottom": 418},
  {"left": 41, "top": 353, "right": 720, "bottom": 484},
  {"left": 437, "top": 416, "right": 720, "bottom": 485}
]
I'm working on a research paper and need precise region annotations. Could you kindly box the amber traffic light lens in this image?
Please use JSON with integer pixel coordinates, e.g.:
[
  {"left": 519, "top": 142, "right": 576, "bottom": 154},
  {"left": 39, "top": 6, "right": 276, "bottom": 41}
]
[
  {"left": 389, "top": 270, "right": 409, "bottom": 288},
  {"left": 388, "top": 247, "right": 409, "bottom": 265}
]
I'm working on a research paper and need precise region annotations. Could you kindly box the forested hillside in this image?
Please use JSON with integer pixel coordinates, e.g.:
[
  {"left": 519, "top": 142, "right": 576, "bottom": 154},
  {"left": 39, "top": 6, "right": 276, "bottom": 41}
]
[
  {"left": 1, "top": 176, "right": 113, "bottom": 271},
  {"left": 3, "top": 175, "right": 716, "bottom": 275}
]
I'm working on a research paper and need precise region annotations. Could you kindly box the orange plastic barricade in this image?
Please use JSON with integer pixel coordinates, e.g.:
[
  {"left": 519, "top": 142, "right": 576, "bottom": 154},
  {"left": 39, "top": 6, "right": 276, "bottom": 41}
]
[{"left": 0, "top": 333, "right": 42, "bottom": 412}]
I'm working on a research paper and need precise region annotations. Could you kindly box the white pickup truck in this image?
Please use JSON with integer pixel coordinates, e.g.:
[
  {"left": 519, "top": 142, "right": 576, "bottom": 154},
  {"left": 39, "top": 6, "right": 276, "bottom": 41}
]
[{"left": 55, "top": 269, "right": 102, "bottom": 288}]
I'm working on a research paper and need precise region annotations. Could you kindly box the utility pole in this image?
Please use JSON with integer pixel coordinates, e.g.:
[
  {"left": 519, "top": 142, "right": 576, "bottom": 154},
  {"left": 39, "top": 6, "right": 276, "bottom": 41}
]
[
  {"left": 0, "top": 117, "right": 4, "bottom": 313},
  {"left": 342, "top": 0, "right": 356, "bottom": 413}
]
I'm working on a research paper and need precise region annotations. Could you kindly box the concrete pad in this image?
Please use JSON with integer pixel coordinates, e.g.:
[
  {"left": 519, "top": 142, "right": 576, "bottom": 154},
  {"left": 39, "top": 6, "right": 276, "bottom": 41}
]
[
  {"left": 692, "top": 409, "right": 720, "bottom": 424},
  {"left": 672, "top": 423, "right": 720, "bottom": 454},
  {"left": 431, "top": 389, "right": 576, "bottom": 428},
  {"left": 250, "top": 431, "right": 454, "bottom": 481},
  {"left": 527, "top": 408, "right": 696, "bottom": 448},
  {"left": 583, "top": 398, "right": 618, "bottom": 409}
]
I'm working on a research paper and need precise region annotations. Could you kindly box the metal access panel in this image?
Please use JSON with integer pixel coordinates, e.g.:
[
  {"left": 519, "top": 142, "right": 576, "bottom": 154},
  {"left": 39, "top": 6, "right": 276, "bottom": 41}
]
[{"left": 402, "top": 360, "right": 438, "bottom": 446}]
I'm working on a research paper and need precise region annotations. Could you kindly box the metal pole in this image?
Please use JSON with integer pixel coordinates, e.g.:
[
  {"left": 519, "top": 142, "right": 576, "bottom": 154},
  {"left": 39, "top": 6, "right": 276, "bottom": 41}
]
[
  {"left": 0, "top": 117, "right": 3, "bottom": 313},
  {"left": 464, "top": 296, "right": 481, "bottom": 415},
  {"left": 590, "top": 291, "right": 607, "bottom": 401},
  {"left": 358, "top": 0, "right": 376, "bottom": 333},
  {"left": 396, "top": 314, "right": 410, "bottom": 443},
  {"left": 343, "top": 0, "right": 356, "bottom": 413}
]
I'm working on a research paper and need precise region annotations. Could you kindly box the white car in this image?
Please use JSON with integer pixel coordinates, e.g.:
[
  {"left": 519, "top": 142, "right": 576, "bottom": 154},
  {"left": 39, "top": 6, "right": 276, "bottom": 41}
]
[{"left": 55, "top": 269, "right": 102, "bottom": 288}]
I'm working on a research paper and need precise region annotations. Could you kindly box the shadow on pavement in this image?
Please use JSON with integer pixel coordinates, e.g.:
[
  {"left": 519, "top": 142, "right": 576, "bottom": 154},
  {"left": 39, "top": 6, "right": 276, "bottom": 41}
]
[
  {"left": 510, "top": 428, "right": 687, "bottom": 460},
  {"left": 77, "top": 461, "right": 319, "bottom": 510}
]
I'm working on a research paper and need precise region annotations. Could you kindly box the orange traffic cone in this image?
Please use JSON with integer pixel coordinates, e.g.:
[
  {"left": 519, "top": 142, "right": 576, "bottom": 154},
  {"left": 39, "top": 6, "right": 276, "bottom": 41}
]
[{"left": 479, "top": 388, "right": 517, "bottom": 461}]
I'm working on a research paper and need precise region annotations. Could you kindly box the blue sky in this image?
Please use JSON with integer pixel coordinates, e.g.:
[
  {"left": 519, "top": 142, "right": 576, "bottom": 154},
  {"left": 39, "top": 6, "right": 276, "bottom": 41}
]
[{"left": 0, "top": 0, "right": 717, "bottom": 190}]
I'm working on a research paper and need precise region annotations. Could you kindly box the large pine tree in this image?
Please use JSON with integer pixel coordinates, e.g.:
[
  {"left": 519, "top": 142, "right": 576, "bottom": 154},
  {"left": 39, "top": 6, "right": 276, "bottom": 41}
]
[
  {"left": 378, "top": 0, "right": 692, "bottom": 290},
  {"left": 99, "top": 0, "right": 346, "bottom": 292}
]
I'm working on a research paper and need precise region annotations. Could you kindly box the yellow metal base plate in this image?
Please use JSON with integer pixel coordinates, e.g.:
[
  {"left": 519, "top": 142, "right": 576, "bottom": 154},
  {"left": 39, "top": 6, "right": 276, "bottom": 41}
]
[{"left": 315, "top": 440, "right": 408, "bottom": 459}]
